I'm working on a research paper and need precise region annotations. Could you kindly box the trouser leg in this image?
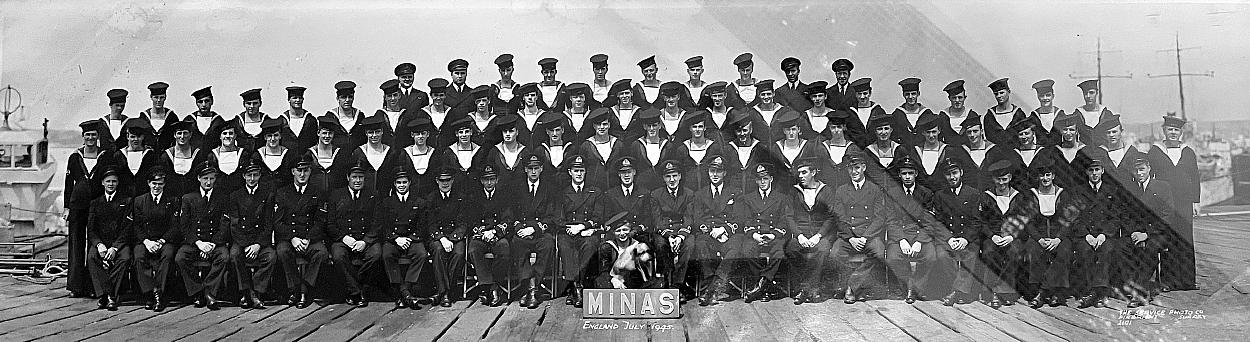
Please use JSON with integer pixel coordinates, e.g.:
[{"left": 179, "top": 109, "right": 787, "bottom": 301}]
[{"left": 67, "top": 209, "right": 92, "bottom": 294}]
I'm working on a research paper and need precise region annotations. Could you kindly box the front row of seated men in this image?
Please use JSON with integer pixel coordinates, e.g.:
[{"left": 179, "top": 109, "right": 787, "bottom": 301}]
[{"left": 84, "top": 146, "right": 1170, "bottom": 312}]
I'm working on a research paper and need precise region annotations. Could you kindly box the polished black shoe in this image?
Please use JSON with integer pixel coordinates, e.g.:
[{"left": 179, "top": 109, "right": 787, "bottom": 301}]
[
  {"left": 104, "top": 295, "right": 119, "bottom": 311},
  {"left": 1093, "top": 297, "right": 1107, "bottom": 308},
  {"left": 743, "top": 277, "right": 767, "bottom": 303},
  {"left": 831, "top": 288, "right": 846, "bottom": 300},
  {"left": 152, "top": 291, "right": 166, "bottom": 312},
  {"left": 1076, "top": 294, "right": 1096, "bottom": 308},
  {"left": 1050, "top": 295, "right": 1066, "bottom": 307},
  {"left": 193, "top": 294, "right": 207, "bottom": 308},
  {"left": 941, "top": 291, "right": 960, "bottom": 306},
  {"left": 481, "top": 286, "right": 497, "bottom": 306},
  {"left": 440, "top": 294, "right": 454, "bottom": 307},
  {"left": 297, "top": 293, "right": 314, "bottom": 309},
  {"left": 250, "top": 292, "right": 267, "bottom": 309},
  {"left": 792, "top": 290, "right": 809, "bottom": 305},
  {"left": 989, "top": 295, "right": 1003, "bottom": 309},
  {"left": 564, "top": 282, "right": 578, "bottom": 306},
  {"left": 204, "top": 294, "right": 220, "bottom": 310},
  {"left": 345, "top": 294, "right": 361, "bottom": 306},
  {"left": 843, "top": 289, "right": 858, "bottom": 304},
  {"left": 357, "top": 294, "right": 369, "bottom": 307},
  {"left": 491, "top": 287, "right": 507, "bottom": 307},
  {"left": 397, "top": 288, "right": 413, "bottom": 309},
  {"left": 240, "top": 294, "right": 253, "bottom": 309},
  {"left": 905, "top": 288, "right": 917, "bottom": 304},
  {"left": 288, "top": 294, "right": 301, "bottom": 306},
  {"left": 1029, "top": 292, "right": 1046, "bottom": 308},
  {"left": 572, "top": 282, "right": 585, "bottom": 308}
]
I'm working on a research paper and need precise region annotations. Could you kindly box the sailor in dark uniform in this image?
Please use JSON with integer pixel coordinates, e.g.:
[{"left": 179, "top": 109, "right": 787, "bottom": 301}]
[
  {"left": 465, "top": 85, "right": 501, "bottom": 146},
  {"left": 1095, "top": 115, "right": 1141, "bottom": 189},
  {"left": 159, "top": 119, "right": 209, "bottom": 198},
  {"left": 537, "top": 57, "right": 565, "bottom": 109},
  {"left": 884, "top": 156, "right": 949, "bottom": 304},
  {"left": 604, "top": 78, "right": 645, "bottom": 140},
  {"left": 682, "top": 56, "right": 708, "bottom": 107},
  {"left": 85, "top": 168, "right": 131, "bottom": 310},
  {"left": 325, "top": 80, "right": 368, "bottom": 149},
  {"left": 774, "top": 57, "right": 812, "bottom": 112},
  {"left": 376, "top": 79, "right": 418, "bottom": 148},
  {"left": 826, "top": 59, "right": 856, "bottom": 110},
  {"left": 1072, "top": 80, "right": 1115, "bottom": 147},
  {"left": 307, "top": 116, "right": 354, "bottom": 191},
  {"left": 395, "top": 62, "right": 430, "bottom": 114},
  {"left": 787, "top": 157, "right": 838, "bottom": 305},
  {"left": 690, "top": 156, "right": 740, "bottom": 306},
  {"left": 910, "top": 114, "right": 952, "bottom": 189},
  {"left": 602, "top": 156, "right": 656, "bottom": 265},
  {"left": 513, "top": 82, "right": 548, "bottom": 146},
  {"left": 983, "top": 78, "right": 1027, "bottom": 146},
  {"left": 986, "top": 117, "right": 1044, "bottom": 190},
  {"left": 698, "top": 82, "right": 732, "bottom": 142},
  {"left": 235, "top": 88, "right": 267, "bottom": 151},
  {"left": 171, "top": 163, "right": 229, "bottom": 310},
  {"left": 378, "top": 170, "right": 430, "bottom": 310},
  {"left": 800, "top": 81, "right": 833, "bottom": 141},
  {"left": 556, "top": 83, "right": 598, "bottom": 142},
  {"left": 224, "top": 158, "right": 275, "bottom": 309},
  {"left": 426, "top": 167, "right": 469, "bottom": 307},
  {"left": 889, "top": 78, "right": 936, "bottom": 146},
  {"left": 1023, "top": 158, "right": 1077, "bottom": 308},
  {"left": 99, "top": 88, "right": 130, "bottom": 151},
  {"left": 533, "top": 111, "right": 577, "bottom": 184},
  {"left": 590, "top": 54, "right": 612, "bottom": 105},
  {"left": 273, "top": 155, "right": 330, "bottom": 308},
  {"left": 979, "top": 160, "right": 1029, "bottom": 308},
  {"left": 594, "top": 214, "right": 656, "bottom": 290},
  {"left": 492, "top": 54, "right": 518, "bottom": 106},
  {"left": 831, "top": 151, "right": 891, "bottom": 304},
  {"left": 206, "top": 120, "right": 251, "bottom": 196},
  {"left": 67, "top": 120, "right": 117, "bottom": 297},
  {"left": 950, "top": 113, "right": 996, "bottom": 191},
  {"left": 633, "top": 55, "right": 662, "bottom": 106},
  {"left": 130, "top": 170, "right": 178, "bottom": 311},
  {"left": 1123, "top": 156, "right": 1173, "bottom": 307},
  {"left": 649, "top": 159, "right": 698, "bottom": 300},
  {"left": 847, "top": 78, "right": 887, "bottom": 148},
  {"left": 813, "top": 110, "right": 862, "bottom": 189},
  {"left": 1029, "top": 80, "right": 1064, "bottom": 147},
  {"left": 117, "top": 118, "right": 163, "bottom": 197},
  {"left": 1148, "top": 115, "right": 1198, "bottom": 291},
  {"left": 140, "top": 82, "right": 180, "bottom": 151},
  {"left": 725, "top": 53, "right": 758, "bottom": 109},
  {"left": 187, "top": 86, "right": 225, "bottom": 152},
  {"left": 351, "top": 115, "right": 403, "bottom": 194},
  {"left": 722, "top": 110, "right": 771, "bottom": 191},
  {"left": 735, "top": 162, "right": 791, "bottom": 303},
  {"left": 555, "top": 155, "right": 607, "bottom": 307},
  {"left": 673, "top": 110, "right": 725, "bottom": 190},
  {"left": 281, "top": 86, "right": 319, "bottom": 151},
  {"left": 1070, "top": 155, "right": 1126, "bottom": 308},
  {"left": 328, "top": 163, "right": 382, "bottom": 307},
  {"left": 931, "top": 158, "right": 992, "bottom": 306},
  {"left": 257, "top": 118, "right": 298, "bottom": 190},
  {"left": 445, "top": 59, "right": 476, "bottom": 115},
  {"left": 936, "top": 80, "right": 974, "bottom": 146},
  {"left": 510, "top": 153, "right": 558, "bottom": 309},
  {"left": 464, "top": 164, "right": 513, "bottom": 307}
]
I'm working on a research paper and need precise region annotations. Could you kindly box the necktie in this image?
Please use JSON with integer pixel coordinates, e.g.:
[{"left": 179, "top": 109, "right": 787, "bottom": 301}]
[
  {"left": 400, "top": 195, "right": 406, "bottom": 202},
  {"left": 352, "top": 191, "right": 358, "bottom": 200},
  {"left": 625, "top": 188, "right": 630, "bottom": 197},
  {"left": 714, "top": 188, "right": 720, "bottom": 199},
  {"left": 531, "top": 184, "right": 537, "bottom": 197}
]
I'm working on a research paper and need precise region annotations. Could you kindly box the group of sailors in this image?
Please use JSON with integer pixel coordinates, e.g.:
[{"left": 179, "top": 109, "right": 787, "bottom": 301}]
[{"left": 63, "top": 53, "right": 1200, "bottom": 312}]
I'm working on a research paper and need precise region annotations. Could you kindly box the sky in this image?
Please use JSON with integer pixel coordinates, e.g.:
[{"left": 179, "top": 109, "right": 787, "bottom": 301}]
[{"left": 1, "top": 0, "right": 1246, "bottom": 132}]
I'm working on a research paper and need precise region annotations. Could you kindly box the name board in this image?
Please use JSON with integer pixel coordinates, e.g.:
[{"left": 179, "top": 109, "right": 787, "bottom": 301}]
[{"left": 582, "top": 289, "right": 680, "bottom": 319}]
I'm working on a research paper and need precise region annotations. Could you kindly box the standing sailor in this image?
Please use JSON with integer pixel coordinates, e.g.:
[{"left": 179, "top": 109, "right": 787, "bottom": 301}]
[
  {"left": 1147, "top": 115, "right": 1199, "bottom": 291},
  {"left": 394, "top": 62, "right": 430, "bottom": 114},
  {"left": 1072, "top": 80, "right": 1114, "bottom": 147},
  {"left": 140, "top": 82, "right": 180, "bottom": 151},
  {"left": 983, "top": 78, "right": 1027, "bottom": 146}
]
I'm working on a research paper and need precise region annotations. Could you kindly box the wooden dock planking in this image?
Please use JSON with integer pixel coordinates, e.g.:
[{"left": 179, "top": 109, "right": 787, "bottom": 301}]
[
  {"left": 0, "top": 299, "right": 97, "bottom": 334},
  {"left": 996, "top": 304, "right": 1104, "bottom": 342},
  {"left": 789, "top": 301, "right": 871, "bottom": 342},
  {"left": 216, "top": 305, "right": 328, "bottom": 342},
  {"left": 84, "top": 305, "right": 209, "bottom": 341},
  {"left": 840, "top": 303, "right": 916, "bottom": 341},
  {"left": 1031, "top": 305, "right": 1108, "bottom": 335},
  {"left": 300, "top": 304, "right": 394, "bottom": 342},
  {"left": 952, "top": 302, "right": 1066, "bottom": 342},
  {"left": 712, "top": 301, "right": 777, "bottom": 342},
  {"left": 177, "top": 306, "right": 293, "bottom": 342},
  {"left": 0, "top": 291, "right": 68, "bottom": 311},
  {"left": 350, "top": 306, "right": 431, "bottom": 341},
  {"left": 910, "top": 301, "right": 1017, "bottom": 342},
  {"left": 482, "top": 302, "right": 547, "bottom": 342},
  {"left": 865, "top": 301, "right": 970, "bottom": 342},
  {"left": 747, "top": 300, "right": 814, "bottom": 341},
  {"left": 0, "top": 305, "right": 144, "bottom": 342},
  {"left": 31, "top": 304, "right": 166, "bottom": 341},
  {"left": 256, "top": 304, "right": 356, "bottom": 342},
  {"left": 389, "top": 299, "right": 471, "bottom": 341},
  {"left": 151, "top": 308, "right": 249, "bottom": 342},
  {"left": 437, "top": 300, "right": 509, "bottom": 341},
  {"left": 0, "top": 296, "right": 82, "bottom": 322},
  {"left": 680, "top": 302, "right": 730, "bottom": 342},
  {"left": 530, "top": 302, "right": 582, "bottom": 342}
]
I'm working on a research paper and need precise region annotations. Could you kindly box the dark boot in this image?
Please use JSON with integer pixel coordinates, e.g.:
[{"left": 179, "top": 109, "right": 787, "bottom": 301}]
[
  {"left": 204, "top": 293, "right": 220, "bottom": 310},
  {"left": 905, "top": 287, "right": 918, "bottom": 304},
  {"left": 572, "top": 282, "right": 584, "bottom": 308},
  {"left": 240, "top": 292, "right": 253, "bottom": 309},
  {"left": 941, "top": 291, "right": 960, "bottom": 306},
  {"left": 152, "top": 291, "right": 165, "bottom": 312},
  {"left": 490, "top": 286, "right": 506, "bottom": 307},
  {"left": 296, "top": 292, "right": 313, "bottom": 309},
  {"left": 105, "top": 295, "right": 119, "bottom": 311},
  {"left": 744, "top": 277, "right": 767, "bottom": 303},
  {"left": 523, "top": 279, "right": 541, "bottom": 309},
  {"left": 249, "top": 291, "right": 266, "bottom": 309},
  {"left": 564, "top": 280, "right": 578, "bottom": 305}
]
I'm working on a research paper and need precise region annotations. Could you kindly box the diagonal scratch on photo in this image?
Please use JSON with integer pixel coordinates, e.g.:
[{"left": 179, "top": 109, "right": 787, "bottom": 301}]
[{"left": 1, "top": 0, "right": 1248, "bottom": 340}]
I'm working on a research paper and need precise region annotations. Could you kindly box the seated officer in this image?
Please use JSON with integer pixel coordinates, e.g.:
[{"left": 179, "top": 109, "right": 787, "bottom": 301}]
[
  {"left": 171, "top": 163, "right": 230, "bottom": 310},
  {"left": 884, "top": 156, "right": 950, "bottom": 304},
  {"left": 426, "top": 167, "right": 469, "bottom": 307},
  {"left": 274, "top": 154, "right": 330, "bottom": 309},
  {"left": 555, "top": 155, "right": 606, "bottom": 308},
  {"left": 328, "top": 162, "right": 382, "bottom": 307},
  {"left": 465, "top": 164, "right": 514, "bottom": 307},
  {"left": 510, "top": 153, "right": 557, "bottom": 309},
  {"left": 603, "top": 156, "right": 655, "bottom": 261},
  {"left": 931, "top": 158, "right": 992, "bottom": 306},
  {"left": 129, "top": 169, "right": 179, "bottom": 311},
  {"left": 788, "top": 157, "right": 838, "bottom": 305},
  {"left": 1123, "top": 156, "right": 1171, "bottom": 308},
  {"left": 1072, "top": 155, "right": 1125, "bottom": 309},
  {"left": 649, "top": 159, "right": 698, "bottom": 301},
  {"left": 734, "top": 162, "right": 791, "bottom": 303},
  {"left": 86, "top": 168, "right": 132, "bottom": 311},
  {"left": 831, "top": 151, "right": 890, "bottom": 304},
  {"left": 690, "top": 155, "right": 741, "bottom": 306},
  {"left": 225, "top": 158, "right": 276, "bottom": 309},
  {"left": 379, "top": 170, "right": 430, "bottom": 310}
]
